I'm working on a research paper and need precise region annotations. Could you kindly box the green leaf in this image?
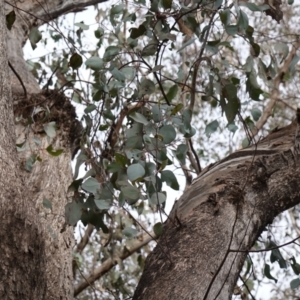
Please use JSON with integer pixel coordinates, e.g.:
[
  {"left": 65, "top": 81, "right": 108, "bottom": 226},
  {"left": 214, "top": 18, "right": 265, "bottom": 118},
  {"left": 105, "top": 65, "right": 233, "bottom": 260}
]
[
  {"left": 251, "top": 107, "right": 261, "bottom": 121},
  {"left": 171, "top": 103, "right": 183, "bottom": 115},
  {"left": 225, "top": 25, "right": 238, "bottom": 36},
  {"left": 120, "top": 67, "right": 136, "bottom": 80},
  {"left": 127, "top": 163, "right": 146, "bottom": 181},
  {"left": 42, "top": 198, "right": 52, "bottom": 210},
  {"left": 85, "top": 57, "right": 104, "bottom": 70},
  {"left": 242, "top": 138, "right": 249, "bottom": 148},
  {"left": 264, "top": 263, "right": 277, "bottom": 283},
  {"left": 46, "top": 145, "right": 64, "bottom": 156},
  {"left": 205, "top": 120, "right": 219, "bottom": 136},
  {"left": 161, "top": 0, "right": 172, "bottom": 9},
  {"left": 68, "top": 179, "right": 83, "bottom": 192},
  {"left": 130, "top": 25, "right": 147, "bottom": 39},
  {"left": 138, "top": 79, "right": 155, "bottom": 96},
  {"left": 73, "top": 151, "right": 87, "bottom": 179},
  {"left": 153, "top": 222, "right": 163, "bottom": 237},
  {"left": 291, "top": 261, "right": 300, "bottom": 275},
  {"left": 175, "top": 144, "right": 187, "bottom": 165},
  {"left": 103, "top": 46, "right": 119, "bottom": 61},
  {"left": 240, "top": 2, "right": 269, "bottom": 11},
  {"left": 44, "top": 122, "right": 57, "bottom": 138},
  {"left": 84, "top": 104, "right": 97, "bottom": 113},
  {"left": 268, "top": 241, "right": 287, "bottom": 268},
  {"left": 74, "top": 22, "right": 89, "bottom": 30},
  {"left": 94, "top": 199, "right": 111, "bottom": 210},
  {"left": 288, "top": 0, "right": 294, "bottom": 4},
  {"left": 111, "top": 68, "right": 126, "bottom": 82},
  {"left": 129, "top": 112, "right": 149, "bottom": 125},
  {"left": 250, "top": 42, "right": 260, "bottom": 57},
  {"left": 107, "top": 162, "right": 123, "bottom": 173},
  {"left": 122, "top": 227, "right": 138, "bottom": 238},
  {"left": 150, "top": 192, "right": 166, "bottom": 205},
  {"left": 152, "top": 104, "right": 163, "bottom": 122},
  {"left": 152, "top": 65, "right": 164, "bottom": 72},
  {"left": 121, "top": 185, "right": 140, "bottom": 204},
  {"left": 290, "top": 278, "right": 300, "bottom": 289},
  {"left": 237, "top": 9, "right": 249, "bottom": 33},
  {"left": 111, "top": 3, "right": 124, "bottom": 14},
  {"left": 29, "top": 27, "right": 42, "bottom": 50},
  {"left": 6, "top": 10, "right": 16, "bottom": 30},
  {"left": 158, "top": 125, "right": 176, "bottom": 144},
  {"left": 219, "top": 9, "right": 231, "bottom": 26},
  {"left": 115, "top": 153, "right": 128, "bottom": 166},
  {"left": 161, "top": 170, "right": 179, "bottom": 190},
  {"left": 227, "top": 123, "right": 238, "bottom": 133},
  {"left": 82, "top": 177, "right": 100, "bottom": 194},
  {"left": 166, "top": 85, "right": 178, "bottom": 102},
  {"left": 69, "top": 53, "right": 83, "bottom": 69},
  {"left": 274, "top": 42, "right": 289, "bottom": 61},
  {"left": 177, "top": 38, "right": 197, "bottom": 53},
  {"left": 65, "top": 200, "right": 83, "bottom": 226},
  {"left": 142, "top": 43, "right": 158, "bottom": 56}
]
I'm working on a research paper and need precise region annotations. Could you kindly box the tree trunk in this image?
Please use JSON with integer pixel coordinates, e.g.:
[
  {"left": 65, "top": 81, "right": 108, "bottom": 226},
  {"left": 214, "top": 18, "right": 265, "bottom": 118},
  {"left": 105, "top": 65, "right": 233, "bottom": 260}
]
[
  {"left": 0, "top": 0, "right": 106, "bottom": 298},
  {"left": 133, "top": 118, "right": 300, "bottom": 299}
]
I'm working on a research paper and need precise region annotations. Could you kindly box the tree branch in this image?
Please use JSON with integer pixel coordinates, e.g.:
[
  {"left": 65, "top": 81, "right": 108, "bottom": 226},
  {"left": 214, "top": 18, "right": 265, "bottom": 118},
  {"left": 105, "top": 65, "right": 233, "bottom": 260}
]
[{"left": 74, "top": 235, "right": 153, "bottom": 296}]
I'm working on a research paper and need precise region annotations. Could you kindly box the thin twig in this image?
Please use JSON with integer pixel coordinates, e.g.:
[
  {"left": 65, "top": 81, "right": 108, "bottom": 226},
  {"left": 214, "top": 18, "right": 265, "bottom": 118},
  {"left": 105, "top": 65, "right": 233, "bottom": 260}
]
[{"left": 8, "top": 61, "right": 27, "bottom": 98}]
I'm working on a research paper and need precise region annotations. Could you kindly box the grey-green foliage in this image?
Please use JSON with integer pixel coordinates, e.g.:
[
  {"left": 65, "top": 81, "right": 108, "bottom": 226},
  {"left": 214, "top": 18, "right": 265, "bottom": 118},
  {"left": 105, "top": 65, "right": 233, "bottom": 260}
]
[{"left": 23, "top": 0, "right": 300, "bottom": 297}]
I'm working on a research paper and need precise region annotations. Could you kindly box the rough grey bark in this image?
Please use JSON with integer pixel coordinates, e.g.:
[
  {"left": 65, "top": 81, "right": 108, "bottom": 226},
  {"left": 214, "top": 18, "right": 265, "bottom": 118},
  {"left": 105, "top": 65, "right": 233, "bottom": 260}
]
[
  {"left": 133, "top": 118, "right": 300, "bottom": 299},
  {"left": 0, "top": 0, "right": 48, "bottom": 298},
  {"left": 0, "top": 0, "right": 106, "bottom": 299}
]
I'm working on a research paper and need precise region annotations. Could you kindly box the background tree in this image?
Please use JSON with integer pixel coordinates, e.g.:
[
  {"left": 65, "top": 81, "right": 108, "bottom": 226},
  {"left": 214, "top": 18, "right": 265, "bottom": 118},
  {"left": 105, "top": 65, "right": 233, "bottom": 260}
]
[{"left": 2, "top": 0, "right": 300, "bottom": 299}]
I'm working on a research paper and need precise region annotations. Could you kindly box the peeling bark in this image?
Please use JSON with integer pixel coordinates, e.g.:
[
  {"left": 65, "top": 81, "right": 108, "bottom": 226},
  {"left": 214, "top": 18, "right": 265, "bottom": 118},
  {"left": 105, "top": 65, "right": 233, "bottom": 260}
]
[{"left": 133, "top": 118, "right": 300, "bottom": 299}]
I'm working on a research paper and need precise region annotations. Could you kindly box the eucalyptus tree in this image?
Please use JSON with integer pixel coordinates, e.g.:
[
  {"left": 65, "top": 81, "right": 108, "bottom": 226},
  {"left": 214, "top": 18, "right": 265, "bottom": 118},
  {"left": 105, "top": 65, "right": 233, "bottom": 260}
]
[{"left": 2, "top": 0, "right": 300, "bottom": 299}]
